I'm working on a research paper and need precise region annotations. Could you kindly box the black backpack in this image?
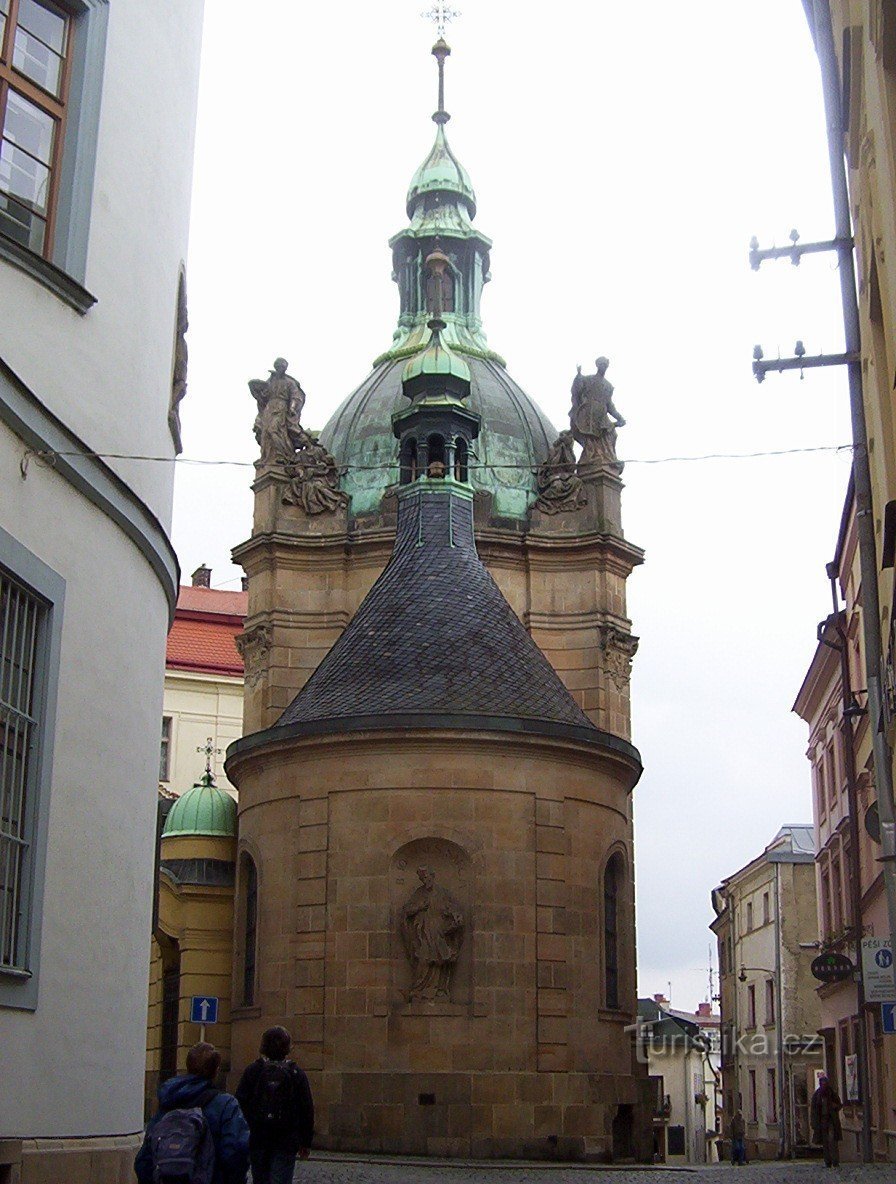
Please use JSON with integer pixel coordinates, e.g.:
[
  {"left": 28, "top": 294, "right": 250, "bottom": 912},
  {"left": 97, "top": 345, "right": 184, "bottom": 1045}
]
[
  {"left": 150, "top": 1086, "right": 217, "bottom": 1183},
  {"left": 250, "top": 1059, "right": 296, "bottom": 1137}
]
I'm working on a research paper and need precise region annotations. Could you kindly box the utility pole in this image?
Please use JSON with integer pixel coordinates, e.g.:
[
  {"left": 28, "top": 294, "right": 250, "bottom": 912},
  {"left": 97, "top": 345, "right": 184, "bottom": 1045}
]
[{"left": 751, "top": 1, "right": 896, "bottom": 1004}]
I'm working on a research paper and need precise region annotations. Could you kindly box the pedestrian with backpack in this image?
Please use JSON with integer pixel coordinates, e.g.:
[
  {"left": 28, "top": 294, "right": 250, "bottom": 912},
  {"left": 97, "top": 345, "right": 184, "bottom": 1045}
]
[
  {"left": 235, "top": 1026, "right": 314, "bottom": 1184},
  {"left": 135, "top": 1041, "right": 250, "bottom": 1184}
]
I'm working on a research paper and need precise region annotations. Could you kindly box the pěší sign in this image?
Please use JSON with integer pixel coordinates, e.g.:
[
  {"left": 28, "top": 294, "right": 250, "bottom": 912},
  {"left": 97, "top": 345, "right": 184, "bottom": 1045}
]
[
  {"left": 811, "top": 951, "right": 854, "bottom": 984},
  {"left": 190, "top": 995, "right": 219, "bottom": 1025},
  {"left": 861, "top": 938, "right": 896, "bottom": 1003}
]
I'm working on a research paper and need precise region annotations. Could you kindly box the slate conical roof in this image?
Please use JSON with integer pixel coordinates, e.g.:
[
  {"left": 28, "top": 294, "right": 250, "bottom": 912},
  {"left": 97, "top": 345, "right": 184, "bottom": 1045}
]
[{"left": 276, "top": 481, "right": 597, "bottom": 739}]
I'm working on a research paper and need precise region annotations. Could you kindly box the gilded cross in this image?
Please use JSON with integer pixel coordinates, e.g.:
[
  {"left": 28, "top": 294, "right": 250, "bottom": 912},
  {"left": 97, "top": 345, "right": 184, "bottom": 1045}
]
[
  {"left": 197, "top": 737, "right": 220, "bottom": 777},
  {"left": 422, "top": 1, "right": 460, "bottom": 39}
]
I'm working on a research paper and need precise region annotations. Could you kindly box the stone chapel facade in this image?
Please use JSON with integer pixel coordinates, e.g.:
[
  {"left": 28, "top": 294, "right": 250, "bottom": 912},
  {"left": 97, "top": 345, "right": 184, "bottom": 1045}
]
[{"left": 152, "top": 37, "right": 650, "bottom": 1162}]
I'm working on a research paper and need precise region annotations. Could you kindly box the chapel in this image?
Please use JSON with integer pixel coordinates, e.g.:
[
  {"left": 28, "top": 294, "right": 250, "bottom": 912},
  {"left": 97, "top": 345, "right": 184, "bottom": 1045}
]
[{"left": 150, "top": 34, "right": 649, "bottom": 1162}]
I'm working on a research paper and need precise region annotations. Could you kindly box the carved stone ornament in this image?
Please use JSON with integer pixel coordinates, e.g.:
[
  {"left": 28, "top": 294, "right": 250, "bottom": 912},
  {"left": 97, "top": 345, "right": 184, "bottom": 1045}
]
[
  {"left": 282, "top": 437, "right": 349, "bottom": 515},
  {"left": 168, "top": 270, "right": 188, "bottom": 455},
  {"left": 235, "top": 622, "right": 273, "bottom": 688},
  {"left": 569, "top": 356, "right": 625, "bottom": 476},
  {"left": 597, "top": 624, "right": 639, "bottom": 691},
  {"left": 535, "top": 429, "right": 586, "bottom": 514},
  {"left": 400, "top": 865, "right": 465, "bottom": 1004}
]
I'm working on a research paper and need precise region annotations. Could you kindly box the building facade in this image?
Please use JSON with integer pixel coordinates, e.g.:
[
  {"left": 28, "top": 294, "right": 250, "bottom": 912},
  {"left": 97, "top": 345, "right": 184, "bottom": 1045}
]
[
  {"left": 218, "top": 38, "right": 649, "bottom": 1161},
  {"left": 794, "top": 480, "right": 896, "bottom": 1161},
  {"left": 0, "top": 2, "right": 204, "bottom": 1181},
  {"left": 711, "top": 827, "right": 824, "bottom": 1162},
  {"left": 638, "top": 995, "right": 721, "bottom": 1164},
  {"left": 162, "top": 568, "right": 246, "bottom": 796}
]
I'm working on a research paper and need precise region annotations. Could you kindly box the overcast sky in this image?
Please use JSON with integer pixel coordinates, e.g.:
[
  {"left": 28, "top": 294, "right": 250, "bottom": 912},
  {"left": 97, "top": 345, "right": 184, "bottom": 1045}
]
[{"left": 174, "top": 1, "right": 851, "bottom": 1010}]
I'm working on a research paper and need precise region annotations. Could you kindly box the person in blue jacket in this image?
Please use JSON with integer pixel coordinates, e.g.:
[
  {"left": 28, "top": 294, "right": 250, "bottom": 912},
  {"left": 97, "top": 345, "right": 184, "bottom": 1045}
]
[{"left": 135, "top": 1042, "right": 249, "bottom": 1184}]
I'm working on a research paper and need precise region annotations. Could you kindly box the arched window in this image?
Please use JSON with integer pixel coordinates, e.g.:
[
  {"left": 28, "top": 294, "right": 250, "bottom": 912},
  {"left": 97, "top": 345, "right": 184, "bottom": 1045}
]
[
  {"left": 604, "top": 854, "right": 623, "bottom": 1010},
  {"left": 427, "top": 434, "right": 446, "bottom": 477},
  {"left": 241, "top": 854, "right": 258, "bottom": 1006},
  {"left": 400, "top": 437, "right": 418, "bottom": 485},
  {"left": 454, "top": 437, "right": 469, "bottom": 482}
]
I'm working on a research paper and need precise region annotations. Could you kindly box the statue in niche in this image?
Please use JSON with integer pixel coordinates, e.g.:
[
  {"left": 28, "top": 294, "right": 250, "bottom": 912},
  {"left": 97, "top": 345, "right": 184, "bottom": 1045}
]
[
  {"left": 535, "top": 429, "right": 587, "bottom": 514},
  {"left": 570, "top": 356, "right": 626, "bottom": 474},
  {"left": 424, "top": 248, "right": 454, "bottom": 318},
  {"left": 248, "top": 358, "right": 308, "bottom": 470},
  {"left": 282, "top": 436, "right": 349, "bottom": 515},
  {"left": 168, "top": 271, "right": 188, "bottom": 455},
  {"left": 400, "top": 866, "right": 464, "bottom": 1003}
]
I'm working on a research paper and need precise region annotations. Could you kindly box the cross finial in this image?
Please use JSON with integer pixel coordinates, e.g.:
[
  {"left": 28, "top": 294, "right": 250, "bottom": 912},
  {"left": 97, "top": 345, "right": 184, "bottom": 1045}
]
[
  {"left": 422, "top": 2, "right": 460, "bottom": 39},
  {"left": 196, "top": 737, "right": 220, "bottom": 780}
]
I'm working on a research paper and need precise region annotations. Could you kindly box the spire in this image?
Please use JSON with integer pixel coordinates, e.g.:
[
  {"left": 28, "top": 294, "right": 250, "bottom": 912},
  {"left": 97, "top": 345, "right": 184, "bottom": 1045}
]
[
  {"left": 432, "top": 37, "right": 450, "bottom": 125},
  {"left": 383, "top": 26, "right": 500, "bottom": 364}
]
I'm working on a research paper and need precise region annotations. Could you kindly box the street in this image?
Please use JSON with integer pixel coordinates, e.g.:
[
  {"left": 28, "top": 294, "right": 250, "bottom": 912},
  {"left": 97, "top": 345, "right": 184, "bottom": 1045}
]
[{"left": 290, "top": 1154, "right": 892, "bottom": 1183}]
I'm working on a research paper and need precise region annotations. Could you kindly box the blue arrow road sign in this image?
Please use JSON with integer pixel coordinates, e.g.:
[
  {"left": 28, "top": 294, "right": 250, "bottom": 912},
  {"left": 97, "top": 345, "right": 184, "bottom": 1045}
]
[
  {"left": 883, "top": 1003, "right": 896, "bottom": 1035},
  {"left": 190, "top": 995, "right": 219, "bottom": 1025}
]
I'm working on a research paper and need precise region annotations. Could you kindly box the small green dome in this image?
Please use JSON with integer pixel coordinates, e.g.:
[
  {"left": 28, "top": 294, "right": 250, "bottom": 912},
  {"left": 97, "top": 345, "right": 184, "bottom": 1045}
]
[
  {"left": 163, "top": 772, "right": 237, "bottom": 838},
  {"left": 402, "top": 329, "right": 471, "bottom": 386},
  {"left": 406, "top": 124, "right": 476, "bottom": 218}
]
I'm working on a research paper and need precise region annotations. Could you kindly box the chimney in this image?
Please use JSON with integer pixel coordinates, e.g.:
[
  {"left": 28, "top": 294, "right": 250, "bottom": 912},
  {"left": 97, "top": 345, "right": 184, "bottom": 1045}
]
[
  {"left": 653, "top": 993, "right": 668, "bottom": 1007},
  {"left": 241, "top": 576, "right": 249, "bottom": 592},
  {"left": 697, "top": 1001, "right": 713, "bottom": 1018},
  {"left": 191, "top": 564, "right": 211, "bottom": 588}
]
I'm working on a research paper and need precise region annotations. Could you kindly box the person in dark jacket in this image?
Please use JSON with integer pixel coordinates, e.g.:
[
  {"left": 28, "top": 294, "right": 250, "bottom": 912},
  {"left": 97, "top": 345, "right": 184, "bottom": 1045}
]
[
  {"left": 135, "top": 1042, "right": 249, "bottom": 1184},
  {"left": 235, "top": 1026, "right": 314, "bottom": 1184},
  {"left": 811, "top": 1074, "right": 843, "bottom": 1168}
]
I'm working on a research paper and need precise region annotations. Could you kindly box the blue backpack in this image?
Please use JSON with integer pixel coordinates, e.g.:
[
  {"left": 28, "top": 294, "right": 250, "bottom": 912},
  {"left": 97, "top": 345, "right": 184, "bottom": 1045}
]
[{"left": 150, "top": 1086, "right": 217, "bottom": 1183}]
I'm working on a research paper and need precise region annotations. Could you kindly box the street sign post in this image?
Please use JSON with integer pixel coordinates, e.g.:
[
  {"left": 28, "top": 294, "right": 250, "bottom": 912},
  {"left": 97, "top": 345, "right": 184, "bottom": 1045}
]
[
  {"left": 861, "top": 938, "right": 895, "bottom": 1003},
  {"left": 190, "top": 995, "right": 219, "bottom": 1041},
  {"left": 882, "top": 1003, "right": 896, "bottom": 1035}
]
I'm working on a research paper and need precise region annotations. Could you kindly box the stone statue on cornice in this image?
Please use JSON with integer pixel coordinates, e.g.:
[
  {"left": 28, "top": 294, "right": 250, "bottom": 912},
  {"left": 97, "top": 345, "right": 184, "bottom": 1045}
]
[
  {"left": 248, "top": 357, "right": 308, "bottom": 470},
  {"left": 570, "top": 357, "right": 626, "bottom": 475}
]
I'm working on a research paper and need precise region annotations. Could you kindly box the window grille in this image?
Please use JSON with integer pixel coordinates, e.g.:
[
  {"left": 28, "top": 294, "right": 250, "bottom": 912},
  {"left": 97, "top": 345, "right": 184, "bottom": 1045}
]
[
  {"left": 0, "top": 570, "right": 41, "bottom": 971},
  {"left": 159, "top": 716, "right": 171, "bottom": 782}
]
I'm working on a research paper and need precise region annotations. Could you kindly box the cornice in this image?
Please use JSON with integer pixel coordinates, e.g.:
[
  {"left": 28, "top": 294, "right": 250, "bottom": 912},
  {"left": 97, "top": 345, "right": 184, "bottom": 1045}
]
[{"left": 0, "top": 355, "right": 179, "bottom": 622}]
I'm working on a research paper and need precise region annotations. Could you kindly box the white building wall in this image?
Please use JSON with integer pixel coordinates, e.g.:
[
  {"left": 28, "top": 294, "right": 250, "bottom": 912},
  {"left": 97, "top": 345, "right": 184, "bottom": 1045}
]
[
  {"left": 0, "top": 0, "right": 205, "bottom": 1167},
  {"left": 163, "top": 671, "right": 243, "bottom": 795},
  {"left": 0, "top": 419, "right": 168, "bottom": 1135},
  {"left": 0, "top": 0, "right": 205, "bottom": 525}
]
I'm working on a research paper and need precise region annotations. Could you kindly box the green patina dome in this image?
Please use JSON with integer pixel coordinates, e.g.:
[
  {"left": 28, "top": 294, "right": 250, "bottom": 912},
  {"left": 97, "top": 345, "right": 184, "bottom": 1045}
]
[
  {"left": 406, "top": 124, "right": 476, "bottom": 218},
  {"left": 321, "top": 355, "right": 555, "bottom": 520},
  {"left": 163, "top": 772, "right": 237, "bottom": 838}
]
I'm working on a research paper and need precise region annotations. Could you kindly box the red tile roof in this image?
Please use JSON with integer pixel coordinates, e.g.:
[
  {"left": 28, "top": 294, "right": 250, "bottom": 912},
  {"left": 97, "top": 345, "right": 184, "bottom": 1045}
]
[{"left": 166, "top": 585, "right": 248, "bottom": 677}]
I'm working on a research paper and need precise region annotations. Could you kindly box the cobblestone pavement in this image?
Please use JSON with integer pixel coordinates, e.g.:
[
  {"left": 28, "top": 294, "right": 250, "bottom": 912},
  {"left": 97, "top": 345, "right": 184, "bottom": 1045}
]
[{"left": 288, "top": 1154, "right": 892, "bottom": 1183}]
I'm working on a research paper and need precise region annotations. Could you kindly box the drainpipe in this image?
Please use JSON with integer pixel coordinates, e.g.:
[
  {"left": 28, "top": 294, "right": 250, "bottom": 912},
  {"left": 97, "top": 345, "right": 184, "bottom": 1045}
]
[
  {"left": 773, "top": 864, "right": 788, "bottom": 1157},
  {"left": 809, "top": 0, "right": 896, "bottom": 967}
]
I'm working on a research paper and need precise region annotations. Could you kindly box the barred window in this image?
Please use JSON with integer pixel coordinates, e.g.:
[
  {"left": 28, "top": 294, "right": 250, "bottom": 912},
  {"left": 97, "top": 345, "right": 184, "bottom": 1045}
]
[
  {"left": 0, "top": 570, "right": 42, "bottom": 972},
  {"left": 159, "top": 716, "right": 171, "bottom": 782},
  {"left": 604, "top": 855, "right": 621, "bottom": 1010},
  {"left": 0, "top": 0, "right": 72, "bottom": 258},
  {"left": 242, "top": 854, "right": 257, "bottom": 1006}
]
